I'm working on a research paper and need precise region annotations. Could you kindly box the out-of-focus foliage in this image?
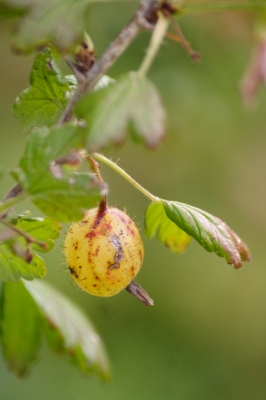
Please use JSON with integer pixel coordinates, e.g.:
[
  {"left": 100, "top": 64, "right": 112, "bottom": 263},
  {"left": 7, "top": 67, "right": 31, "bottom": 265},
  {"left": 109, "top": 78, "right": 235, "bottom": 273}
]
[
  {"left": 13, "top": 125, "right": 106, "bottom": 222},
  {"left": 0, "top": 280, "right": 110, "bottom": 379},
  {"left": 75, "top": 73, "right": 166, "bottom": 151}
]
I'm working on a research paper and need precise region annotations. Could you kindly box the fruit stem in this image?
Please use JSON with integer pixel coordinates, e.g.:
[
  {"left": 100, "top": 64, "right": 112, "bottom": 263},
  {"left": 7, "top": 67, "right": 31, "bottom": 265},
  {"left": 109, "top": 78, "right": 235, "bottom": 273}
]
[
  {"left": 92, "top": 153, "right": 160, "bottom": 203},
  {"left": 137, "top": 12, "right": 169, "bottom": 78},
  {"left": 86, "top": 156, "right": 108, "bottom": 214},
  {"left": 86, "top": 156, "right": 105, "bottom": 184}
]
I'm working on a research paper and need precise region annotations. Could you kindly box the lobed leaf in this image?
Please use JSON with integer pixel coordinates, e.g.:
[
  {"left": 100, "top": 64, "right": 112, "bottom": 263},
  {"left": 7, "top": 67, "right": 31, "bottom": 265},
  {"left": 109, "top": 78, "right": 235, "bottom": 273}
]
[
  {"left": 75, "top": 73, "right": 166, "bottom": 152},
  {"left": 1, "top": 0, "right": 91, "bottom": 53},
  {"left": 162, "top": 200, "right": 251, "bottom": 268},
  {"left": 10, "top": 212, "right": 61, "bottom": 252},
  {"left": 0, "top": 280, "right": 110, "bottom": 380},
  {"left": 0, "top": 281, "right": 40, "bottom": 377},
  {"left": 12, "top": 48, "right": 71, "bottom": 133},
  {"left": 0, "top": 0, "right": 131, "bottom": 52},
  {"left": 0, "top": 244, "right": 46, "bottom": 282},
  {"left": 0, "top": 212, "right": 61, "bottom": 282},
  {"left": 145, "top": 202, "right": 191, "bottom": 254},
  {"left": 23, "top": 279, "right": 111, "bottom": 380},
  {"left": 13, "top": 125, "right": 107, "bottom": 222}
]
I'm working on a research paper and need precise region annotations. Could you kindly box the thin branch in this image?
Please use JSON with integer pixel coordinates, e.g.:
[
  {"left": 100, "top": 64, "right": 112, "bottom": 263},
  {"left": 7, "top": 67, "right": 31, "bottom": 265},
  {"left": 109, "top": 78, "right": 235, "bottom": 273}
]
[
  {"left": 0, "top": 184, "right": 26, "bottom": 219},
  {"left": 138, "top": 12, "right": 169, "bottom": 77},
  {"left": 2, "top": 184, "right": 23, "bottom": 201},
  {"left": 166, "top": 11, "right": 200, "bottom": 61},
  {"left": 0, "top": 218, "right": 48, "bottom": 250},
  {"left": 59, "top": 0, "right": 158, "bottom": 124},
  {"left": 64, "top": 56, "right": 86, "bottom": 83}
]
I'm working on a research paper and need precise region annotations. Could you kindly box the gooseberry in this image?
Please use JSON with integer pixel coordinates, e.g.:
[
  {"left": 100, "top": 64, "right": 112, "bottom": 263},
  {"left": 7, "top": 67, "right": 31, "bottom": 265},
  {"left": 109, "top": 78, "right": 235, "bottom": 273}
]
[{"left": 64, "top": 205, "right": 144, "bottom": 297}]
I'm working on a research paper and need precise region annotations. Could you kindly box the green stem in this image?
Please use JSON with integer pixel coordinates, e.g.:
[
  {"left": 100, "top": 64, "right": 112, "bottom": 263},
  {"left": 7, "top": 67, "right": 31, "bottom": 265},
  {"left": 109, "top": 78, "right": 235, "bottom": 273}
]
[
  {"left": 137, "top": 13, "right": 170, "bottom": 78},
  {"left": 92, "top": 153, "right": 160, "bottom": 203}
]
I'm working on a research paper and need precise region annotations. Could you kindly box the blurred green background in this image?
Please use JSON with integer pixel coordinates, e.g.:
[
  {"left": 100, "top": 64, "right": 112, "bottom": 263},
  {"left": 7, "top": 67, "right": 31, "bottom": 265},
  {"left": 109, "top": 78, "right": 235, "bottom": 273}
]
[{"left": 1, "top": 4, "right": 266, "bottom": 400}]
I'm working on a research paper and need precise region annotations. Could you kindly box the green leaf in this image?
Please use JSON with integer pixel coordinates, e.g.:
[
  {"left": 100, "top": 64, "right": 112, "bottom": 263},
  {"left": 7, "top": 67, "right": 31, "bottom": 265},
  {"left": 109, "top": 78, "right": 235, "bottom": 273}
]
[
  {"left": 1, "top": 0, "right": 91, "bottom": 53},
  {"left": 12, "top": 48, "right": 71, "bottom": 133},
  {"left": 10, "top": 212, "right": 61, "bottom": 252},
  {"left": 0, "top": 212, "right": 60, "bottom": 281},
  {"left": 0, "top": 244, "right": 46, "bottom": 282},
  {"left": 145, "top": 202, "right": 191, "bottom": 254},
  {"left": 0, "top": 281, "right": 41, "bottom": 377},
  {"left": 162, "top": 200, "right": 251, "bottom": 269},
  {"left": 23, "top": 279, "right": 111, "bottom": 380},
  {"left": 13, "top": 125, "right": 107, "bottom": 222},
  {"left": 1, "top": 0, "right": 132, "bottom": 51},
  {"left": 0, "top": 2, "right": 26, "bottom": 18},
  {"left": 0, "top": 280, "right": 110, "bottom": 380},
  {"left": 75, "top": 73, "right": 166, "bottom": 152}
]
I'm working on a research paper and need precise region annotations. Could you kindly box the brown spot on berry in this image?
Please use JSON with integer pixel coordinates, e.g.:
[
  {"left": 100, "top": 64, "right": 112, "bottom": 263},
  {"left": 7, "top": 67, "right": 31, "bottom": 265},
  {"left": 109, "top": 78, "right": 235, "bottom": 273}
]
[
  {"left": 69, "top": 266, "right": 75, "bottom": 275},
  {"left": 69, "top": 266, "right": 78, "bottom": 279}
]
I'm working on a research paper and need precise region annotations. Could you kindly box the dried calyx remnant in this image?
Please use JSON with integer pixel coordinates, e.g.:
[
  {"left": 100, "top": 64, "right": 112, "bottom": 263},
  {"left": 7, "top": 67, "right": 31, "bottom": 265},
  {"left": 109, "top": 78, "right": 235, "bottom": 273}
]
[{"left": 64, "top": 200, "right": 153, "bottom": 305}]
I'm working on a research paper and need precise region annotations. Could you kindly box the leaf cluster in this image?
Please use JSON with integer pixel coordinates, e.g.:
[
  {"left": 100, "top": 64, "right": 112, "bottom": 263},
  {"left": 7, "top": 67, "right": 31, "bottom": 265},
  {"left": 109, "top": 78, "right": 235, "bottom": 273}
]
[
  {"left": 0, "top": 0, "right": 253, "bottom": 383},
  {"left": 0, "top": 280, "right": 110, "bottom": 379}
]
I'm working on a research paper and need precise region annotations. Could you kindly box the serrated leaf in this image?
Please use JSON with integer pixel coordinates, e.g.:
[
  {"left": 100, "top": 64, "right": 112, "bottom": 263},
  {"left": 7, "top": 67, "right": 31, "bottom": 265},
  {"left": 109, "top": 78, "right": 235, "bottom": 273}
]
[
  {"left": 13, "top": 125, "right": 107, "bottom": 222},
  {"left": 0, "top": 281, "right": 40, "bottom": 377},
  {"left": 0, "top": 280, "right": 110, "bottom": 380},
  {"left": 23, "top": 279, "right": 111, "bottom": 380},
  {"left": 12, "top": 48, "right": 71, "bottom": 133},
  {"left": 145, "top": 202, "right": 191, "bottom": 253},
  {"left": 10, "top": 212, "right": 61, "bottom": 252},
  {"left": 0, "top": 244, "right": 46, "bottom": 282},
  {"left": 1, "top": 0, "right": 132, "bottom": 52},
  {"left": 162, "top": 200, "right": 251, "bottom": 269},
  {"left": 0, "top": 212, "right": 59, "bottom": 281},
  {"left": 1, "top": 0, "right": 91, "bottom": 53},
  {"left": 75, "top": 73, "right": 166, "bottom": 152}
]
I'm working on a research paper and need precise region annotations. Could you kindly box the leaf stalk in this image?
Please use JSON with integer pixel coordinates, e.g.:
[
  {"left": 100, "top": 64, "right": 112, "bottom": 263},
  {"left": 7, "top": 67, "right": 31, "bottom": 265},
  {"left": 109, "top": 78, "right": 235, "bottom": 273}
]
[
  {"left": 92, "top": 153, "right": 160, "bottom": 203},
  {"left": 137, "top": 13, "right": 169, "bottom": 77}
]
